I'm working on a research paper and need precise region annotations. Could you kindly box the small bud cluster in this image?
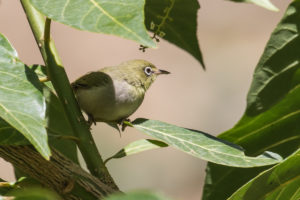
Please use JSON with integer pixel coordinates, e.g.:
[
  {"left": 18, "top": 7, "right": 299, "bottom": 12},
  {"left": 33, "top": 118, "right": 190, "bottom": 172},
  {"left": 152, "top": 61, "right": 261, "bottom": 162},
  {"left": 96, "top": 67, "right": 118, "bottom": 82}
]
[{"left": 139, "top": 0, "right": 174, "bottom": 52}]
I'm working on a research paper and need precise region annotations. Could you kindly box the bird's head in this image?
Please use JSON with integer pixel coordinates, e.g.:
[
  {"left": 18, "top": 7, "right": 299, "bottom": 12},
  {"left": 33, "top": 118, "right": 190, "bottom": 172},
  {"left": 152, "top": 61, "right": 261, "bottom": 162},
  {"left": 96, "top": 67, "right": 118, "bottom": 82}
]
[{"left": 119, "top": 59, "right": 170, "bottom": 90}]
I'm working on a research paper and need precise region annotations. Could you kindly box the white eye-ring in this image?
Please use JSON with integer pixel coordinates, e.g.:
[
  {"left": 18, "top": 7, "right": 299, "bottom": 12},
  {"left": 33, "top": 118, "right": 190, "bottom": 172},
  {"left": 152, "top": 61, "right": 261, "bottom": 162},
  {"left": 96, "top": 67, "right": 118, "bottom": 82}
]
[{"left": 144, "top": 66, "right": 153, "bottom": 76}]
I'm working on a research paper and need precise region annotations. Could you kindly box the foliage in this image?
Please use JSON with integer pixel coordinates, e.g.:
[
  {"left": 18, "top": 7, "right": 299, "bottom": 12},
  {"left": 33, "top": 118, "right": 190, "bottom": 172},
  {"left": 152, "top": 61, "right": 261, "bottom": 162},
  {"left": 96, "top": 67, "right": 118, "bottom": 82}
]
[
  {"left": 0, "top": 0, "right": 298, "bottom": 199},
  {"left": 144, "top": 0, "right": 205, "bottom": 68},
  {"left": 104, "top": 139, "right": 168, "bottom": 164},
  {"left": 0, "top": 35, "right": 49, "bottom": 158},
  {"left": 130, "top": 119, "right": 281, "bottom": 167},
  {"left": 203, "top": 1, "right": 300, "bottom": 199},
  {"left": 228, "top": 149, "right": 300, "bottom": 200}
]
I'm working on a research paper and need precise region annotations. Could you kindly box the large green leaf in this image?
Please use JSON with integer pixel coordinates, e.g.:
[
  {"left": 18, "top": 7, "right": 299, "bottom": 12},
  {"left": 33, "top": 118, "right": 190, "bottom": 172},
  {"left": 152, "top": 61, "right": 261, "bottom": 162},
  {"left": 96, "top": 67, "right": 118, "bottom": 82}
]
[
  {"left": 203, "top": 164, "right": 271, "bottom": 200},
  {"left": 103, "top": 191, "right": 172, "bottom": 200},
  {"left": 203, "top": 86, "right": 300, "bottom": 199},
  {"left": 229, "top": 0, "right": 278, "bottom": 11},
  {"left": 131, "top": 119, "right": 282, "bottom": 167},
  {"left": 104, "top": 139, "right": 168, "bottom": 164},
  {"left": 202, "top": 1, "right": 300, "bottom": 199},
  {"left": 0, "top": 33, "right": 50, "bottom": 159},
  {"left": 228, "top": 148, "right": 300, "bottom": 200},
  {"left": 30, "top": 0, "right": 155, "bottom": 48},
  {"left": 145, "top": 0, "right": 205, "bottom": 68},
  {"left": 0, "top": 64, "right": 77, "bottom": 162},
  {"left": 0, "top": 65, "right": 78, "bottom": 163}
]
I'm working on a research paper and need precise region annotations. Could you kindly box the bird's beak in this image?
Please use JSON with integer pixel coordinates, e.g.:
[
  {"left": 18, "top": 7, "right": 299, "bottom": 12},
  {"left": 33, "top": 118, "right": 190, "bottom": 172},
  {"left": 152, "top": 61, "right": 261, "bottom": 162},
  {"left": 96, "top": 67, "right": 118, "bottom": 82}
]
[{"left": 155, "top": 69, "right": 170, "bottom": 75}]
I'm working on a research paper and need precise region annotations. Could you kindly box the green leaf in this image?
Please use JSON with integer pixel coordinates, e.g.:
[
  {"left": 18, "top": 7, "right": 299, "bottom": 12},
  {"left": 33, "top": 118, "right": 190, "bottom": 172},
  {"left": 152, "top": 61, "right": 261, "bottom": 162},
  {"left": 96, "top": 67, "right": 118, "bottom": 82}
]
[
  {"left": 0, "top": 178, "right": 13, "bottom": 196},
  {"left": 0, "top": 177, "right": 31, "bottom": 196},
  {"left": 103, "top": 191, "right": 172, "bottom": 200},
  {"left": 7, "top": 187, "right": 61, "bottom": 200},
  {"left": 0, "top": 118, "right": 28, "bottom": 145},
  {"left": 0, "top": 65, "right": 78, "bottom": 163},
  {"left": 131, "top": 119, "right": 282, "bottom": 167},
  {"left": 229, "top": 0, "right": 279, "bottom": 11},
  {"left": 202, "top": 1, "right": 300, "bottom": 199},
  {"left": 203, "top": 164, "right": 270, "bottom": 200},
  {"left": 145, "top": 0, "right": 205, "bottom": 68},
  {"left": 0, "top": 33, "right": 50, "bottom": 159},
  {"left": 104, "top": 139, "right": 168, "bottom": 164},
  {"left": 30, "top": 0, "right": 155, "bottom": 48},
  {"left": 228, "top": 148, "right": 300, "bottom": 200}
]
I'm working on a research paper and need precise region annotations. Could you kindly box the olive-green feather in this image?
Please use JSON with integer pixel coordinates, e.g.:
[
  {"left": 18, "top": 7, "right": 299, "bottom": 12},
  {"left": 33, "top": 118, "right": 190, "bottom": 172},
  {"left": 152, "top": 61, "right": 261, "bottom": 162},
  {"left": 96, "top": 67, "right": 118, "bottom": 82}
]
[{"left": 71, "top": 71, "right": 112, "bottom": 90}]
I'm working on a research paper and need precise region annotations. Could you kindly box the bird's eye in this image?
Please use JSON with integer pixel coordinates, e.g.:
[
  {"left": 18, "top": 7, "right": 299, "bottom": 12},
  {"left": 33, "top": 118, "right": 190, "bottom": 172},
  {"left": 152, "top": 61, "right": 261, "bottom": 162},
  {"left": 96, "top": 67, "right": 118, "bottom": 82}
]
[{"left": 144, "top": 66, "right": 153, "bottom": 76}]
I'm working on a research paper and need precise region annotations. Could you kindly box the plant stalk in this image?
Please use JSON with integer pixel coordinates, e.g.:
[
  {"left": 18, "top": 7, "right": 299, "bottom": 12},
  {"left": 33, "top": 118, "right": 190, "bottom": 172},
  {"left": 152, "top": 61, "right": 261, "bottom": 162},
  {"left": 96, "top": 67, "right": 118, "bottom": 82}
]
[{"left": 20, "top": 0, "right": 118, "bottom": 189}]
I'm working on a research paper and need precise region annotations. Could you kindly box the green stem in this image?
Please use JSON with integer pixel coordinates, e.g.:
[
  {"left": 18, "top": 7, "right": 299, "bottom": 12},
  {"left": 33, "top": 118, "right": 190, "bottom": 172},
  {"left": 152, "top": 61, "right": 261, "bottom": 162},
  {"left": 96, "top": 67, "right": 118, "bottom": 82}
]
[{"left": 20, "top": 0, "right": 118, "bottom": 189}]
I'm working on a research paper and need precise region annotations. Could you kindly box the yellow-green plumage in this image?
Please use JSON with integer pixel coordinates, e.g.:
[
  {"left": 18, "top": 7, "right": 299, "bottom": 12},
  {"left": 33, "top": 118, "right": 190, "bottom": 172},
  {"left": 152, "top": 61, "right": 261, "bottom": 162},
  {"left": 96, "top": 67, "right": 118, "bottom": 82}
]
[{"left": 71, "top": 60, "right": 169, "bottom": 125}]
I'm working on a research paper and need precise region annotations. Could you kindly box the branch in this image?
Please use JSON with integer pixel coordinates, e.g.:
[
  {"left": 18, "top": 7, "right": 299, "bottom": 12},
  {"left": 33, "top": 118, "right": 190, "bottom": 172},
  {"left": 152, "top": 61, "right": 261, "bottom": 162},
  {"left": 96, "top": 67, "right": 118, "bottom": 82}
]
[
  {"left": 0, "top": 146, "right": 118, "bottom": 200},
  {"left": 20, "top": 0, "right": 117, "bottom": 189}
]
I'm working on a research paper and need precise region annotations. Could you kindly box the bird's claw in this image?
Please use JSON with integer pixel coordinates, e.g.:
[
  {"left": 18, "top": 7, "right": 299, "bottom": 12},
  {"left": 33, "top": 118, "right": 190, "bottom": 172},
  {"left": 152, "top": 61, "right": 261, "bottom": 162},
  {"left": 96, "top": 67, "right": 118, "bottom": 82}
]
[
  {"left": 87, "top": 114, "right": 96, "bottom": 129},
  {"left": 120, "top": 119, "right": 131, "bottom": 132}
]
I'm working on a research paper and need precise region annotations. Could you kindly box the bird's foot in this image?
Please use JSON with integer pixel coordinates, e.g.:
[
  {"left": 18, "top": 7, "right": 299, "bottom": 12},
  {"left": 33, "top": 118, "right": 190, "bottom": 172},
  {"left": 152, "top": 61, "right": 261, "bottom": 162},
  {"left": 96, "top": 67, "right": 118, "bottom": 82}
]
[
  {"left": 106, "top": 119, "right": 132, "bottom": 136},
  {"left": 120, "top": 118, "right": 131, "bottom": 132},
  {"left": 87, "top": 114, "right": 96, "bottom": 129},
  {"left": 107, "top": 122, "right": 121, "bottom": 136}
]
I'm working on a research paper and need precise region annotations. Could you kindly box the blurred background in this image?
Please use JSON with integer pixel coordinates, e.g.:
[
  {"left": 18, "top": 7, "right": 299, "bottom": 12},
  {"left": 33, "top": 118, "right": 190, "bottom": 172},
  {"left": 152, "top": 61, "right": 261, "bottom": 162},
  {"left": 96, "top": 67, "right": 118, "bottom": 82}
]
[{"left": 0, "top": 0, "right": 290, "bottom": 199}]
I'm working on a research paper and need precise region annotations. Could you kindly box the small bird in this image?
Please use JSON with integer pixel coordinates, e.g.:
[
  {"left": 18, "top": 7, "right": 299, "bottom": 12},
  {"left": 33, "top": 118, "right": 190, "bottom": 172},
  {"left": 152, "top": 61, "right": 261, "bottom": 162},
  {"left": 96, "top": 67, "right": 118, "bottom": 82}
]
[{"left": 71, "top": 59, "right": 170, "bottom": 130}]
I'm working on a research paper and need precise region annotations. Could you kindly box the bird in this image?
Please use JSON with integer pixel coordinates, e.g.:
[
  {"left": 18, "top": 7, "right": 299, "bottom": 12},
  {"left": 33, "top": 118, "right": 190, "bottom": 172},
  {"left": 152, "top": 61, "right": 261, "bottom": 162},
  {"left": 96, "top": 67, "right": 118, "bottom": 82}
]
[{"left": 71, "top": 59, "right": 170, "bottom": 131}]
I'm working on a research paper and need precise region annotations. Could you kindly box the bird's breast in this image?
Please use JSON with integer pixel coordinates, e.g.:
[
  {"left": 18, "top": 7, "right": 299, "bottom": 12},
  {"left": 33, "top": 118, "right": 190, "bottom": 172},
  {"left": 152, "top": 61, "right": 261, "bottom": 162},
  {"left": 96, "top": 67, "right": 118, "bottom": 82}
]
[
  {"left": 76, "top": 79, "right": 145, "bottom": 122},
  {"left": 113, "top": 80, "right": 143, "bottom": 103}
]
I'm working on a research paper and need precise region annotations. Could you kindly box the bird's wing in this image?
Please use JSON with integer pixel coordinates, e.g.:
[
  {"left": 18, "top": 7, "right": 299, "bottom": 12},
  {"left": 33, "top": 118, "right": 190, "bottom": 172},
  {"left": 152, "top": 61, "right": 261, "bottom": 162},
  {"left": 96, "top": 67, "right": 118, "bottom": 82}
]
[{"left": 71, "top": 71, "right": 112, "bottom": 90}]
